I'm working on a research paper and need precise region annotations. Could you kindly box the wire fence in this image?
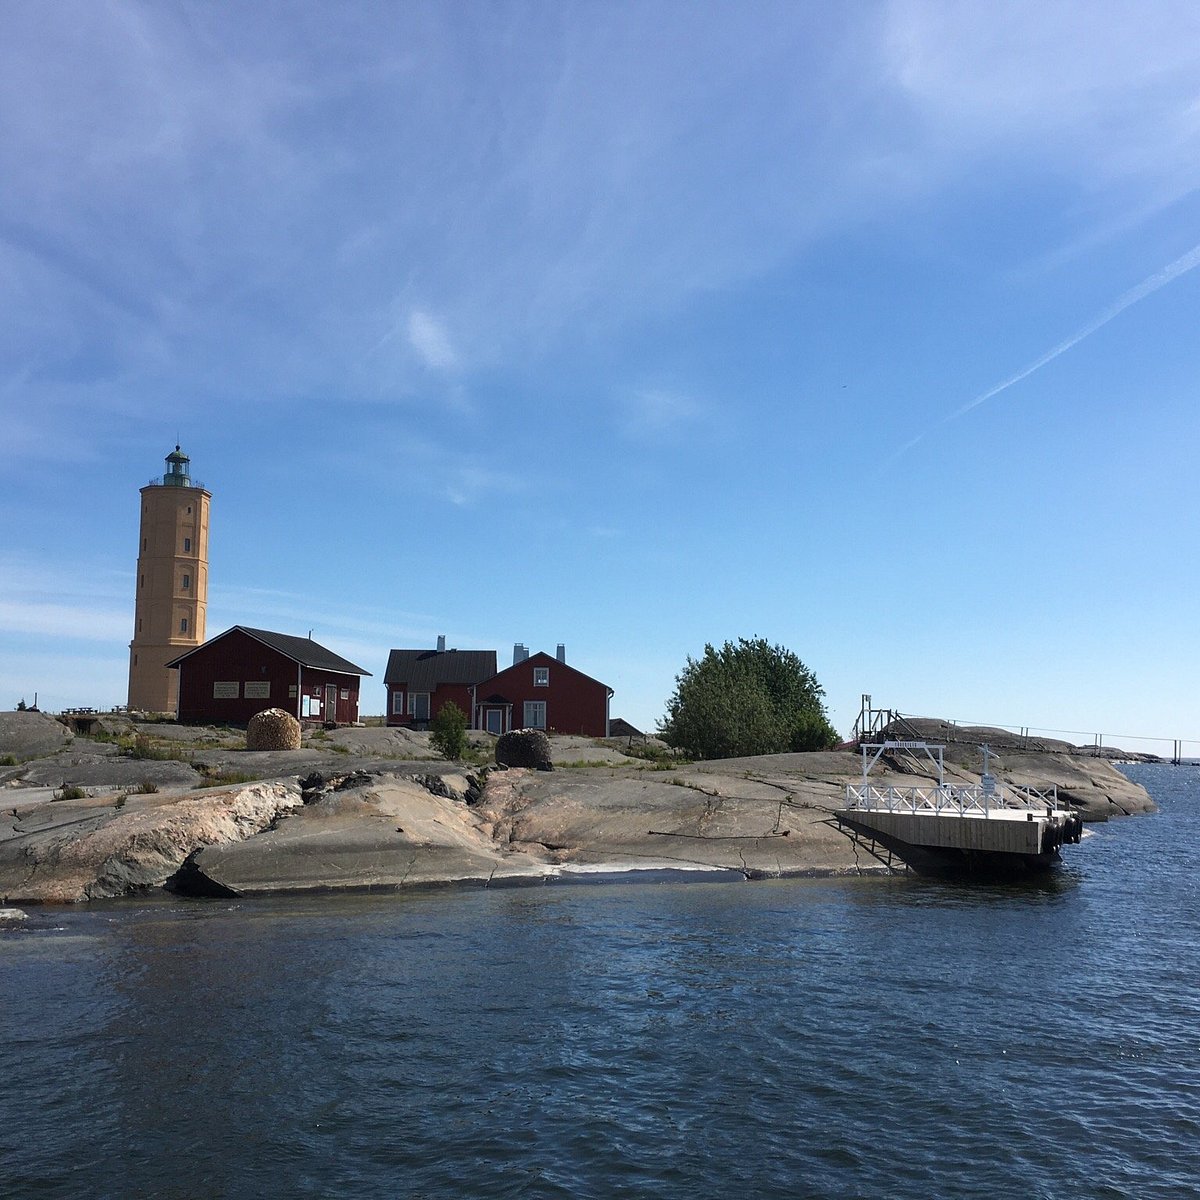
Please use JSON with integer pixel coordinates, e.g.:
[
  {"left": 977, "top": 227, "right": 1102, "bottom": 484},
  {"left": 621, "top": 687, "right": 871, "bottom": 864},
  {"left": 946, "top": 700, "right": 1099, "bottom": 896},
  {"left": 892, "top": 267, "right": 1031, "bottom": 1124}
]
[
  {"left": 855, "top": 698, "right": 1199, "bottom": 764},
  {"left": 938, "top": 718, "right": 1198, "bottom": 762}
]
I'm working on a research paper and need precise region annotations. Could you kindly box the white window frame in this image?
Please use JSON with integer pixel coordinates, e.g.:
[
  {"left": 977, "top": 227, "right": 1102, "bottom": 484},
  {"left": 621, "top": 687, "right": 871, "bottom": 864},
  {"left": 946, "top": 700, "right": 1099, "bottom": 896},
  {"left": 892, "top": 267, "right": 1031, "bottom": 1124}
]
[
  {"left": 392, "top": 691, "right": 406, "bottom": 716},
  {"left": 533, "top": 666, "right": 549, "bottom": 687},
  {"left": 523, "top": 700, "right": 546, "bottom": 729}
]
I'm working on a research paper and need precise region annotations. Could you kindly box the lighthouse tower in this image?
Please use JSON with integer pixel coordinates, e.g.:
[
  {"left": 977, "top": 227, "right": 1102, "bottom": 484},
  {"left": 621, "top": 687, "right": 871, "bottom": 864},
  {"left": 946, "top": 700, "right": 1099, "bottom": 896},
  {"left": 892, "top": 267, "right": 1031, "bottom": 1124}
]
[{"left": 127, "top": 446, "right": 211, "bottom": 714}]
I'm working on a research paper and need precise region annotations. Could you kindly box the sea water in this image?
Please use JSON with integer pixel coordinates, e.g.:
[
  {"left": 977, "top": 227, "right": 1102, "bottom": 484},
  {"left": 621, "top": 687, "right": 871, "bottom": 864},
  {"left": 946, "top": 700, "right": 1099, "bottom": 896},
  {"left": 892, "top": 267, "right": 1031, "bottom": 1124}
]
[{"left": 2, "top": 763, "right": 1198, "bottom": 1199}]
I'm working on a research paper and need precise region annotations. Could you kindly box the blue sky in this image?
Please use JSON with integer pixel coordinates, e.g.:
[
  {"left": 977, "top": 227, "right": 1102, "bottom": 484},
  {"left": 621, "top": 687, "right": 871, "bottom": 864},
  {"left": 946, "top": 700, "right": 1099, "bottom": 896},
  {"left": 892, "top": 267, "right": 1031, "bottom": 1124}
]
[{"left": 3, "top": 1, "right": 1200, "bottom": 754}]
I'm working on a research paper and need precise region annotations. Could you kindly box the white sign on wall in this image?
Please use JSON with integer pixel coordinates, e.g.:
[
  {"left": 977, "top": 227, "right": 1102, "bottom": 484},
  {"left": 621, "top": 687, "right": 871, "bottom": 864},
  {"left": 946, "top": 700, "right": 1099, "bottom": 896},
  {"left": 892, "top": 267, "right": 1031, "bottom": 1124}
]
[
  {"left": 244, "top": 681, "right": 270, "bottom": 699},
  {"left": 213, "top": 681, "right": 239, "bottom": 699}
]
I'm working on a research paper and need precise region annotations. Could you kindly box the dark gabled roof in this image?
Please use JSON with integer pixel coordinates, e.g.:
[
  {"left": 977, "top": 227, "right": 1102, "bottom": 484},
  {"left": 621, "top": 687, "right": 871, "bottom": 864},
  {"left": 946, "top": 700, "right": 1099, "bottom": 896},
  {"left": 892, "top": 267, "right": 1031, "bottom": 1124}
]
[
  {"left": 166, "top": 626, "right": 371, "bottom": 676},
  {"left": 384, "top": 648, "right": 498, "bottom": 690}
]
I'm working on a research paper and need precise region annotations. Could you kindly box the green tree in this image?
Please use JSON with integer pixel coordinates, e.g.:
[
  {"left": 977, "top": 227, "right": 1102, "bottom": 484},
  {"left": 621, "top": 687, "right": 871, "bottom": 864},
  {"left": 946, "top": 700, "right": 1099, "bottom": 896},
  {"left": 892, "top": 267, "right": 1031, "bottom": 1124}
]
[
  {"left": 429, "top": 700, "right": 468, "bottom": 760},
  {"left": 659, "top": 638, "right": 839, "bottom": 760}
]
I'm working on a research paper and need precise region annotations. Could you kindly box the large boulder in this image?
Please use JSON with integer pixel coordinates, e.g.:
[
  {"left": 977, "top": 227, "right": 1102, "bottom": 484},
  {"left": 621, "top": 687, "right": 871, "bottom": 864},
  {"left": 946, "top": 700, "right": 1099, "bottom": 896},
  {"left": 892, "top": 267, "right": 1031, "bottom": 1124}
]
[
  {"left": 246, "top": 708, "right": 301, "bottom": 751},
  {"left": 496, "top": 728, "right": 553, "bottom": 771},
  {"left": 0, "top": 711, "right": 73, "bottom": 763}
]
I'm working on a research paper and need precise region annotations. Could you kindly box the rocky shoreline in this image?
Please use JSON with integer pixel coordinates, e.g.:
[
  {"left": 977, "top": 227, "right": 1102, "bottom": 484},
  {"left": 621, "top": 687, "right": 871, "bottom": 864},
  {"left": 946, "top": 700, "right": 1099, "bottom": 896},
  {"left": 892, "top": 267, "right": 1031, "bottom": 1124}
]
[{"left": 0, "top": 711, "right": 1157, "bottom": 904}]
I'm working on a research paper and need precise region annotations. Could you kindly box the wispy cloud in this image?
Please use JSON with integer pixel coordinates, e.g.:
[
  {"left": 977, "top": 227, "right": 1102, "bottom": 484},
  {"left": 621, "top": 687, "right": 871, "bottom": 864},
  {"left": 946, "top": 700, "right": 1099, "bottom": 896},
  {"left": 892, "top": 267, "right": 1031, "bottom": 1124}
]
[
  {"left": 620, "top": 387, "right": 702, "bottom": 438},
  {"left": 442, "top": 463, "right": 525, "bottom": 508},
  {"left": 897, "top": 240, "right": 1200, "bottom": 455},
  {"left": 0, "top": 601, "right": 130, "bottom": 642},
  {"left": 0, "top": 557, "right": 132, "bottom": 641},
  {"left": 406, "top": 308, "right": 458, "bottom": 371},
  {"left": 6, "top": 2, "right": 1199, "bottom": 460}
]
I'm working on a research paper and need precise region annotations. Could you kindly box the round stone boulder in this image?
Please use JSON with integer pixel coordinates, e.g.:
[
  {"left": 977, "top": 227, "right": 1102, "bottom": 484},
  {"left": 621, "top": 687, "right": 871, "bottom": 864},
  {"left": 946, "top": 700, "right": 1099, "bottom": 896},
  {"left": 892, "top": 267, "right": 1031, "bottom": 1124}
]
[
  {"left": 246, "top": 708, "right": 302, "bottom": 751},
  {"left": 496, "top": 728, "right": 553, "bottom": 771}
]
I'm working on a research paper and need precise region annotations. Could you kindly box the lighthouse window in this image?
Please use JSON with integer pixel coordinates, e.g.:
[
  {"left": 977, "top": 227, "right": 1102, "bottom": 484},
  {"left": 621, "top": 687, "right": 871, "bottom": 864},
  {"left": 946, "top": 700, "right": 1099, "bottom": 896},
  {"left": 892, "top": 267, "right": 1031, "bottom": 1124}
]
[
  {"left": 182, "top": 574, "right": 190, "bottom": 590},
  {"left": 183, "top": 537, "right": 192, "bottom": 552},
  {"left": 179, "top": 617, "right": 189, "bottom": 633}
]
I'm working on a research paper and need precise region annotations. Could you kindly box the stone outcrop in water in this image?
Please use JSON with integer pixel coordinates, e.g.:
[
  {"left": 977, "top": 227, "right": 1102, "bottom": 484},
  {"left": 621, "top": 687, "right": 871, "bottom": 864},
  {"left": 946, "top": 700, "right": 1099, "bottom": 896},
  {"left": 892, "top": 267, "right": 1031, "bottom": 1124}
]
[
  {"left": 0, "top": 782, "right": 302, "bottom": 902},
  {"left": 0, "top": 715, "right": 1157, "bottom": 902}
]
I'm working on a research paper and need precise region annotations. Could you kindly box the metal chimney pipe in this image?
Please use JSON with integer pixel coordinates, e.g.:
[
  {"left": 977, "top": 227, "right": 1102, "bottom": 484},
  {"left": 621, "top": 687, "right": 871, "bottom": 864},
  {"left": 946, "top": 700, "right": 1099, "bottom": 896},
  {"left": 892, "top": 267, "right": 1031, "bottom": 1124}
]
[
  {"left": 437, "top": 634, "right": 446, "bottom": 653},
  {"left": 556, "top": 644, "right": 566, "bottom": 663}
]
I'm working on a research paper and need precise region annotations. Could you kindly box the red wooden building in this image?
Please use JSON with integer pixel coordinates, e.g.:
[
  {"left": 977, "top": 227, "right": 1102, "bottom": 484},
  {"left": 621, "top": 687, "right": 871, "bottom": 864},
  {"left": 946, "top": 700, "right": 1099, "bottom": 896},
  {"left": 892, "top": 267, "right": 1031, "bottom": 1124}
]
[
  {"left": 384, "top": 639, "right": 497, "bottom": 728},
  {"left": 473, "top": 646, "right": 612, "bottom": 737},
  {"left": 167, "top": 626, "right": 370, "bottom": 725}
]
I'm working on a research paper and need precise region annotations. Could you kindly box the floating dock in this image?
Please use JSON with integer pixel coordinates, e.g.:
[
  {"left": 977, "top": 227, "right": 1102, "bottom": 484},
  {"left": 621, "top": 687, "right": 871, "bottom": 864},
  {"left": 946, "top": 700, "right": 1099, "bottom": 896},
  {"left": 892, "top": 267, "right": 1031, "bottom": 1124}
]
[{"left": 836, "top": 741, "right": 1083, "bottom": 875}]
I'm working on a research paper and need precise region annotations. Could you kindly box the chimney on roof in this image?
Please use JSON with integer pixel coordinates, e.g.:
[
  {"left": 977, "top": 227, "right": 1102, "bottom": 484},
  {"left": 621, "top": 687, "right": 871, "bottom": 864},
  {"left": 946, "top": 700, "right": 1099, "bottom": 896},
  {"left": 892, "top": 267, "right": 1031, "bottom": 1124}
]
[
  {"left": 556, "top": 644, "right": 566, "bottom": 663},
  {"left": 437, "top": 634, "right": 446, "bottom": 653},
  {"left": 513, "top": 643, "right": 529, "bottom": 665}
]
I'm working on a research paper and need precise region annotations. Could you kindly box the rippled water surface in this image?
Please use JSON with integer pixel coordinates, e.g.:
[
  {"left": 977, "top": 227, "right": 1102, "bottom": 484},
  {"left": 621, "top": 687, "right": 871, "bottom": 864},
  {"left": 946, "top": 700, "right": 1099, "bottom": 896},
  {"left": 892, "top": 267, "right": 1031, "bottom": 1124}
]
[{"left": 3, "top": 763, "right": 1198, "bottom": 1198}]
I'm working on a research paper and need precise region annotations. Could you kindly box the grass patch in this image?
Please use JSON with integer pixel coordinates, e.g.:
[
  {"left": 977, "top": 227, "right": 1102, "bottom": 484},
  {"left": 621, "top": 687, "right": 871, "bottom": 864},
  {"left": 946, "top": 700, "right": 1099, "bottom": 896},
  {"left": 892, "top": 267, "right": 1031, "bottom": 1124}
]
[
  {"left": 0, "top": 753, "right": 17, "bottom": 767},
  {"left": 194, "top": 766, "right": 262, "bottom": 788},
  {"left": 55, "top": 783, "right": 87, "bottom": 801},
  {"left": 125, "top": 734, "right": 176, "bottom": 761},
  {"left": 621, "top": 742, "right": 686, "bottom": 765},
  {"left": 459, "top": 740, "right": 502, "bottom": 766},
  {"left": 135, "top": 780, "right": 160, "bottom": 794}
]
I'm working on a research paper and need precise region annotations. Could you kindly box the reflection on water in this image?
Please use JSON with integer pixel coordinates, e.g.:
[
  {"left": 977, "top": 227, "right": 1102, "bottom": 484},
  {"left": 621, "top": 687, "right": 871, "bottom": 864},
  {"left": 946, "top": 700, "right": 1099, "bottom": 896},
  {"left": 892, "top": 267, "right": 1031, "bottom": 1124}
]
[{"left": 1, "top": 764, "right": 1197, "bottom": 1198}]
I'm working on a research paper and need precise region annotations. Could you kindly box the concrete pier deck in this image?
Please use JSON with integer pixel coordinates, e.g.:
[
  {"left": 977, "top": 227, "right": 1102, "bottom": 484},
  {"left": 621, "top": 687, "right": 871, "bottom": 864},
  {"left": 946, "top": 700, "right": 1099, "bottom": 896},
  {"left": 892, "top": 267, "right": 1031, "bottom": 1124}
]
[{"left": 835, "top": 741, "right": 1084, "bottom": 873}]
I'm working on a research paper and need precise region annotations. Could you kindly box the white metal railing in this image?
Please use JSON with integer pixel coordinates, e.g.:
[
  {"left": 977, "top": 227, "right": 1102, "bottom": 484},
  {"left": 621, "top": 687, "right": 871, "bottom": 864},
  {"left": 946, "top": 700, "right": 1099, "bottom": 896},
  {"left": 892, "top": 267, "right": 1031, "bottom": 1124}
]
[{"left": 844, "top": 782, "right": 1059, "bottom": 817}]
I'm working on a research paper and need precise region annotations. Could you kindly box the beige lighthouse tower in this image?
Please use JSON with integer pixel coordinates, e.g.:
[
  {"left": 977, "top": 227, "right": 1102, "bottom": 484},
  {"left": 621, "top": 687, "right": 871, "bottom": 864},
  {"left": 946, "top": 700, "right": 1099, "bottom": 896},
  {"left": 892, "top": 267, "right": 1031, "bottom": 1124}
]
[{"left": 127, "top": 446, "right": 211, "bottom": 714}]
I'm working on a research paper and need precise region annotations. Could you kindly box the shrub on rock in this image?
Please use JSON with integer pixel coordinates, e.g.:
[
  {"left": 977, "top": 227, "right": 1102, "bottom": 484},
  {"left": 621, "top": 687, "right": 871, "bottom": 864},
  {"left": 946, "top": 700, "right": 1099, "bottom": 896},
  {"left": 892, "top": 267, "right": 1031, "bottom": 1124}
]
[
  {"left": 247, "top": 708, "right": 302, "bottom": 751},
  {"left": 496, "top": 728, "right": 553, "bottom": 771},
  {"left": 430, "top": 701, "right": 468, "bottom": 760}
]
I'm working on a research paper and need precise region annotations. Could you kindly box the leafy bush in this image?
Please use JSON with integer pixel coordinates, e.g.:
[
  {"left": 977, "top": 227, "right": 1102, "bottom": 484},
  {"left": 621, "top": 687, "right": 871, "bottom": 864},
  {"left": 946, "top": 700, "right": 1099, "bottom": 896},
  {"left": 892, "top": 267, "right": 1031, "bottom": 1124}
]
[
  {"left": 135, "top": 780, "right": 160, "bottom": 794},
  {"left": 430, "top": 701, "right": 468, "bottom": 760},
  {"left": 659, "top": 637, "right": 839, "bottom": 760},
  {"left": 621, "top": 741, "right": 685, "bottom": 765},
  {"left": 0, "top": 754, "right": 17, "bottom": 767},
  {"left": 55, "top": 783, "right": 87, "bottom": 801}
]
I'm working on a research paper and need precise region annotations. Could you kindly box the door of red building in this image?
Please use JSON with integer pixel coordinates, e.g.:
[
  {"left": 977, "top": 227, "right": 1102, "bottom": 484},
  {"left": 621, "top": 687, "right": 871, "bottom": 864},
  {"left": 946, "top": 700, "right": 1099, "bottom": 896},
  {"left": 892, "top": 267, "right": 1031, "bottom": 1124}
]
[{"left": 325, "top": 684, "right": 338, "bottom": 723}]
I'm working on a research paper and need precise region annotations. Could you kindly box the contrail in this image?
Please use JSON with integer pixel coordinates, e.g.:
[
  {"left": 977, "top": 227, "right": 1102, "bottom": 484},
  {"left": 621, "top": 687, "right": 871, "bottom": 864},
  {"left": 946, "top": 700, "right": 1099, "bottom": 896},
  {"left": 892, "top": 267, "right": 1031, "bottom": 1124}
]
[{"left": 896, "top": 241, "right": 1200, "bottom": 457}]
